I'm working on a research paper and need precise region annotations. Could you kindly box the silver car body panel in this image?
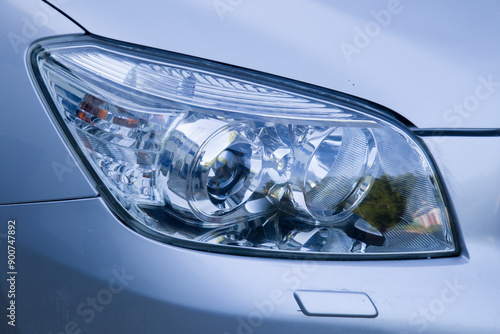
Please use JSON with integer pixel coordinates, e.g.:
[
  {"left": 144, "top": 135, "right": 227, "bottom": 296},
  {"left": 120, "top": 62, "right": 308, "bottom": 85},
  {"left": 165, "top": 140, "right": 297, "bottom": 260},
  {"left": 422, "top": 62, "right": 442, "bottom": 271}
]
[
  {"left": 1, "top": 0, "right": 499, "bottom": 333},
  {"left": 0, "top": 0, "right": 96, "bottom": 205}
]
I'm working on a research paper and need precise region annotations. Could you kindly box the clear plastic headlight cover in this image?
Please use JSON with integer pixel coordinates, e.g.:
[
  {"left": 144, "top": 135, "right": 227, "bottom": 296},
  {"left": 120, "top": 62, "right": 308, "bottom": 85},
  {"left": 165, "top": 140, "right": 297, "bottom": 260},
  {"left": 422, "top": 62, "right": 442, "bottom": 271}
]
[{"left": 29, "top": 35, "right": 459, "bottom": 259}]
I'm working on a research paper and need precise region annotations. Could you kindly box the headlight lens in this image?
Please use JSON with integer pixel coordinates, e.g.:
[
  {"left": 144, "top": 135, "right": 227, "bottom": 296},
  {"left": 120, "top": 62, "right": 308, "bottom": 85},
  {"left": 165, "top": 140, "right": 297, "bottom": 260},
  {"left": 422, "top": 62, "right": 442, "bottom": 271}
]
[{"left": 30, "top": 36, "right": 458, "bottom": 259}]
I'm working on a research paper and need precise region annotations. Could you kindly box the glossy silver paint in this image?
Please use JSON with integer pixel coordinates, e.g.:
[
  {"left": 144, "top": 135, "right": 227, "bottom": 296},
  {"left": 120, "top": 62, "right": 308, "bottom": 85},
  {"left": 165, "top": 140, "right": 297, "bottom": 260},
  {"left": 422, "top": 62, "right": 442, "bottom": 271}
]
[
  {"left": 0, "top": 0, "right": 96, "bottom": 205},
  {"left": 1, "top": 0, "right": 499, "bottom": 333}
]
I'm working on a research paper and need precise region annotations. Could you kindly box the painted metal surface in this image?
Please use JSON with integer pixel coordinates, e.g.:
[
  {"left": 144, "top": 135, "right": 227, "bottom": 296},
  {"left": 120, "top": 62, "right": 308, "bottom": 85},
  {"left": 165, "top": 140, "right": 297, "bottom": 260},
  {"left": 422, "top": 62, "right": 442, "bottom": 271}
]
[
  {"left": 0, "top": 0, "right": 97, "bottom": 205},
  {"left": 1, "top": 1, "right": 499, "bottom": 332}
]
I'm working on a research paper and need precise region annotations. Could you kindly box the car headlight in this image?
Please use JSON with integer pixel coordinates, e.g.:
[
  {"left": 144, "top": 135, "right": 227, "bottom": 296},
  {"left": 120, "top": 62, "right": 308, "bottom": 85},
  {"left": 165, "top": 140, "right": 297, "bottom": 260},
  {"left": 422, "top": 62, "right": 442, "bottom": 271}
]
[{"left": 29, "top": 35, "right": 458, "bottom": 259}]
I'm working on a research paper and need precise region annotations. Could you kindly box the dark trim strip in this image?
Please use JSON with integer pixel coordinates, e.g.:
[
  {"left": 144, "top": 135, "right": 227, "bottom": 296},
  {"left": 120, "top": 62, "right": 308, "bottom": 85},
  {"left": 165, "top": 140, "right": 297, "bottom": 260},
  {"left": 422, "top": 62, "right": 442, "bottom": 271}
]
[
  {"left": 411, "top": 128, "right": 500, "bottom": 137},
  {"left": 0, "top": 196, "right": 98, "bottom": 207},
  {"left": 42, "top": 0, "right": 89, "bottom": 33}
]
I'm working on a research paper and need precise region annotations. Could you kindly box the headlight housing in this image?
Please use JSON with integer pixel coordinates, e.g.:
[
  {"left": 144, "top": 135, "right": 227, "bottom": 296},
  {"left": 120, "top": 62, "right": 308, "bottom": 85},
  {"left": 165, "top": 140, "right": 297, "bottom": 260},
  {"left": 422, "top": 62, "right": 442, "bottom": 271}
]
[{"left": 29, "top": 35, "right": 459, "bottom": 259}]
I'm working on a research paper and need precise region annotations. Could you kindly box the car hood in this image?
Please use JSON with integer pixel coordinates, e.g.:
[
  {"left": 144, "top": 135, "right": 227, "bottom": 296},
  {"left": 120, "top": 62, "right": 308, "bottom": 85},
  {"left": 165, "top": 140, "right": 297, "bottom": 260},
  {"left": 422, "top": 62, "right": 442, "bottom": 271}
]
[{"left": 49, "top": 0, "right": 500, "bottom": 129}]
